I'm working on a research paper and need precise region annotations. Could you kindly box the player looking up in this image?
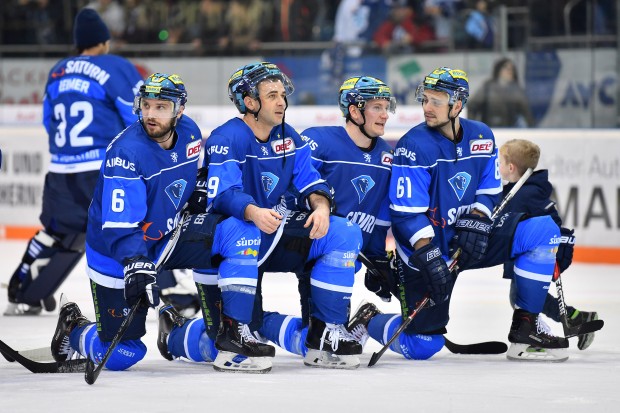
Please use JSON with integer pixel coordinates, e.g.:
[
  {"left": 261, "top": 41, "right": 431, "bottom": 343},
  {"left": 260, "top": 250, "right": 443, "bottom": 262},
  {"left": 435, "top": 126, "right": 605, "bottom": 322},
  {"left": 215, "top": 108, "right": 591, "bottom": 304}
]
[{"left": 51, "top": 73, "right": 274, "bottom": 373}]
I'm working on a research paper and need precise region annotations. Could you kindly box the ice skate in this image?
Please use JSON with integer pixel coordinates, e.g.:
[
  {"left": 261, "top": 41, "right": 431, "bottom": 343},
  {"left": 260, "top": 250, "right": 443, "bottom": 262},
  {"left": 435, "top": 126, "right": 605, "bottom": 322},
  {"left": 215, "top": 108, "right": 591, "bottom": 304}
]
[
  {"left": 157, "top": 305, "right": 190, "bottom": 361},
  {"left": 507, "top": 309, "right": 569, "bottom": 362},
  {"left": 346, "top": 300, "right": 381, "bottom": 347},
  {"left": 304, "top": 316, "right": 362, "bottom": 369},
  {"left": 567, "top": 309, "right": 599, "bottom": 350},
  {"left": 3, "top": 302, "right": 42, "bottom": 316},
  {"left": 51, "top": 297, "right": 90, "bottom": 362},
  {"left": 213, "top": 314, "right": 275, "bottom": 373}
]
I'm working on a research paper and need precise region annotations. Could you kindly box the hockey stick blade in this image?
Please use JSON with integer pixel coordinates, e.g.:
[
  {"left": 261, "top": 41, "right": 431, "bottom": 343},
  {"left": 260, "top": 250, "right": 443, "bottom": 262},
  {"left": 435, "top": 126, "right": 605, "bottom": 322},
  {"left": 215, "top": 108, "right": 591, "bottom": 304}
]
[
  {"left": 85, "top": 297, "right": 143, "bottom": 385},
  {"left": 2, "top": 346, "right": 53, "bottom": 363},
  {"left": 443, "top": 337, "right": 508, "bottom": 354},
  {"left": 564, "top": 319, "right": 604, "bottom": 338},
  {"left": 0, "top": 339, "right": 86, "bottom": 373}
]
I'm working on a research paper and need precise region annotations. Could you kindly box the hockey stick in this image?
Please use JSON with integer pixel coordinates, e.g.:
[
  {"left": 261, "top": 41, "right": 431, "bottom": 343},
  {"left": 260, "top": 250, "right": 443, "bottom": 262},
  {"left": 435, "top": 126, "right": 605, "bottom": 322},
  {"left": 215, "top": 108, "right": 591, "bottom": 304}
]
[
  {"left": 84, "top": 297, "right": 143, "bottom": 384},
  {"left": 443, "top": 337, "right": 508, "bottom": 354},
  {"left": 85, "top": 216, "right": 185, "bottom": 385},
  {"left": 554, "top": 264, "right": 604, "bottom": 338},
  {"left": 1, "top": 345, "right": 53, "bottom": 363},
  {"left": 359, "top": 251, "right": 507, "bottom": 355},
  {"left": 369, "top": 168, "right": 534, "bottom": 367},
  {"left": 368, "top": 296, "right": 429, "bottom": 367},
  {"left": 448, "top": 167, "right": 534, "bottom": 272},
  {"left": 0, "top": 339, "right": 86, "bottom": 373}
]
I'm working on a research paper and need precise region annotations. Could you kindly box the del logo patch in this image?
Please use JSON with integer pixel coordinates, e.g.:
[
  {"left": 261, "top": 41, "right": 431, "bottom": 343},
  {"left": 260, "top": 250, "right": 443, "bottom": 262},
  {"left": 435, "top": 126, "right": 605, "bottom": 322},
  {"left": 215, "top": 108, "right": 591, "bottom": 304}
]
[
  {"left": 165, "top": 179, "right": 187, "bottom": 208},
  {"left": 381, "top": 151, "right": 393, "bottom": 166},
  {"left": 470, "top": 139, "right": 494, "bottom": 154},
  {"left": 448, "top": 172, "right": 471, "bottom": 201},
  {"left": 186, "top": 140, "right": 201, "bottom": 158},
  {"left": 271, "top": 138, "right": 295, "bottom": 155}
]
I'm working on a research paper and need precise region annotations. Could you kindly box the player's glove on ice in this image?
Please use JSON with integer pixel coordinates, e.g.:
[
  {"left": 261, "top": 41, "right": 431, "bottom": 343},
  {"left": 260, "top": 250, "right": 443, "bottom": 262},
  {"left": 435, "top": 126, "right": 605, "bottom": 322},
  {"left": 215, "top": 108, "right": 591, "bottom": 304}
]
[
  {"left": 409, "top": 244, "right": 454, "bottom": 304},
  {"left": 556, "top": 227, "right": 575, "bottom": 273},
  {"left": 364, "top": 254, "right": 396, "bottom": 302},
  {"left": 123, "top": 255, "right": 160, "bottom": 307},
  {"left": 449, "top": 213, "right": 493, "bottom": 269}
]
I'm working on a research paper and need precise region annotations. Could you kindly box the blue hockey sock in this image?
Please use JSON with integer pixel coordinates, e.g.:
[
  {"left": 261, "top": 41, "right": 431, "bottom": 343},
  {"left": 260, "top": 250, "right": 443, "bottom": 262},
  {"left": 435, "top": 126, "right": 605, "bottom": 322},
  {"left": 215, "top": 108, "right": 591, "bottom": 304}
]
[
  {"left": 259, "top": 311, "right": 308, "bottom": 356},
  {"left": 368, "top": 314, "right": 443, "bottom": 360},
  {"left": 309, "top": 250, "right": 355, "bottom": 324},
  {"left": 168, "top": 318, "right": 217, "bottom": 362}
]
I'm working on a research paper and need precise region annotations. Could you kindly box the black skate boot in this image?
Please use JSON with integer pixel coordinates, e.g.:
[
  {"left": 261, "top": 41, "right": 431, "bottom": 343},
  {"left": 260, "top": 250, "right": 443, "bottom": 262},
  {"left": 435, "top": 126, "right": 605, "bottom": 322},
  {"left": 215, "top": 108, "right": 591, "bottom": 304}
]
[
  {"left": 567, "top": 309, "right": 599, "bottom": 350},
  {"left": 51, "top": 301, "right": 91, "bottom": 362},
  {"left": 157, "top": 305, "right": 190, "bottom": 361},
  {"left": 507, "top": 309, "right": 569, "bottom": 362},
  {"left": 213, "top": 314, "right": 275, "bottom": 373},
  {"left": 346, "top": 300, "right": 381, "bottom": 347},
  {"left": 304, "top": 316, "right": 362, "bottom": 369}
]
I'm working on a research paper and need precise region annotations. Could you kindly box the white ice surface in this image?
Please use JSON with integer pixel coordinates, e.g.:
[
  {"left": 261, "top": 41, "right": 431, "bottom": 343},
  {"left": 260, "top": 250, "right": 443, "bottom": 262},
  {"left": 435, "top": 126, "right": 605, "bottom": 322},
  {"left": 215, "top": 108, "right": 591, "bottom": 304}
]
[{"left": 0, "top": 240, "right": 618, "bottom": 412}]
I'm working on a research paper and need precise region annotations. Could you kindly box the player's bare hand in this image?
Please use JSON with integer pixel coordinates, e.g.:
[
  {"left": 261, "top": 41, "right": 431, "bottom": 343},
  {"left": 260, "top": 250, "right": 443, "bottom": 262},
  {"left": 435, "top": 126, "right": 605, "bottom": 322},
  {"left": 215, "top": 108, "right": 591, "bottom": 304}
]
[
  {"left": 246, "top": 205, "right": 282, "bottom": 234},
  {"left": 305, "top": 204, "right": 330, "bottom": 239}
]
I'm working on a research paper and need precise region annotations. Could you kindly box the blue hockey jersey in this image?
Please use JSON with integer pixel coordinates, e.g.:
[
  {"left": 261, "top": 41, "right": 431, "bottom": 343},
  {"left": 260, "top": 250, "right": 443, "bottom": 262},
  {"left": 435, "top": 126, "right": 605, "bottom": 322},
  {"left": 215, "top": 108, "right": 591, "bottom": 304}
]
[
  {"left": 390, "top": 117, "right": 502, "bottom": 261},
  {"left": 43, "top": 54, "right": 143, "bottom": 173},
  {"left": 301, "top": 126, "right": 393, "bottom": 257},
  {"left": 85, "top": 116, "right": 203, "bottom": 287},
  {"left": 204, "top": 118, "right": 331, "bottom": 219}
]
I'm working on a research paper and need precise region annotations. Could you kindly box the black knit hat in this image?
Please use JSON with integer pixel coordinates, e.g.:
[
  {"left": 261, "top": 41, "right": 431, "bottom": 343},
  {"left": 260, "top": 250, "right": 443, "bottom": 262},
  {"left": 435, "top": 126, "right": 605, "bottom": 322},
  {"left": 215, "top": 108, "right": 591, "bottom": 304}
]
[{"left": 73, "top": 8, "right": 111, "bottom": 49}]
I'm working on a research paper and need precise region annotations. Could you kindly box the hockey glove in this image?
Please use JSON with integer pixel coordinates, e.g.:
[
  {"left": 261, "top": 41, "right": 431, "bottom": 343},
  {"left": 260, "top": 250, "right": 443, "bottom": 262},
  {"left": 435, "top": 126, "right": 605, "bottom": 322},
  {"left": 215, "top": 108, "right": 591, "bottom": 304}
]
[
  {"left": 184, "top": 167, "right": 208, "bottom": 216},
  {"left": 556, "top": 227, "right": 575, "bottom": 273},
  {"left": 409, "top": 244, "right": 454, "bottom": 304},
  {"left": 449, "top": 213, "right": 493, "bottom": 269},
  {"left": 123, "top": 256, "right": 160, "bottom": 308},
  {"left": 364, "top": 254, "right": 396, "bottom": 302}
]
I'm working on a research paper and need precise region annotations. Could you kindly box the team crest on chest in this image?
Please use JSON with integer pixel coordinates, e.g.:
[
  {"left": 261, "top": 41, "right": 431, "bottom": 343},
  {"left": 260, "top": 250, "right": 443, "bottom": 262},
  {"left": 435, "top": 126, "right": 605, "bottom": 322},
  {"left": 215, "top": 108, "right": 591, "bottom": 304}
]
[
  {"left": 261, "top": 172, "right": 279, "bottom": 197},
  {"left": 448, "top": 172, "right": 471, "bottom": 201},
  {"left": 165, "top": 179, "right": 187, "bottom": 208},
  {"left": 171, "top": 152, "right": 178, "bottom": 163},
  {"left": 351, "top": 175, "right": 375, "bottom": 203}
]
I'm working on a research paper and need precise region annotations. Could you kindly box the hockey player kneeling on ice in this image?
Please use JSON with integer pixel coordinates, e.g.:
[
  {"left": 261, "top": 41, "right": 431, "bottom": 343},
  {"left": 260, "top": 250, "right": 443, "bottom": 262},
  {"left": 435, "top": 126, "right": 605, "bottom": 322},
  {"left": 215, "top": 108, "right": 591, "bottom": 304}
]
[
  {"left": 244, "top": 76, "right": 399, "bottom": 364},
  {"left": 51, "top": 73, "right": 275, "bottom": 374},
  {"left": 349, "top": 67, "right": 568, "bottom": 362},
  {"left": 159, "top": 62, "right": 364, "bottom": 369}
]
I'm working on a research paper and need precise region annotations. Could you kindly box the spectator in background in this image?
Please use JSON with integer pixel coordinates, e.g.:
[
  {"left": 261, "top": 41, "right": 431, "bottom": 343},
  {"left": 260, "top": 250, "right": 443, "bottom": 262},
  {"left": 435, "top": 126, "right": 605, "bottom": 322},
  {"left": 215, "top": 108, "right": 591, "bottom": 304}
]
[
  {"left": 220, "top": 0, "right": 270, "bottom": 55},
  {"left": 188, "top": 0, "right": 227, "bottom": 55},
  {"left": 464, "top": 0, "right": 494, "bottom": 49},
  {"left": 373, "top": 3, "right": 434, "bottom": 54},
  {"left": 423, "top": 0, "right": 464, "bottom": 43},
  {"left": 87, "top": 0, "right": 126, "bottom": 44},
  {"left": 467, "top": 57, "right": 535, "bottom": 127}
]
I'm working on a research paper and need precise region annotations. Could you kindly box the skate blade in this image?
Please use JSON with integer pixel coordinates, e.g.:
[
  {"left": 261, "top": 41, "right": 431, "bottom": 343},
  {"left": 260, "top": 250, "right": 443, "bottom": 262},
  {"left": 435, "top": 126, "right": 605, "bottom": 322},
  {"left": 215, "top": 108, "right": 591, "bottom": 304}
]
[
  {"left": 3, "top": 303, "right": 42, "bottom": 316},
  {"left": 303, "top": 349, "right": 360, "bottom": 369},
  {"left": 213, "top": 351, "right": 272, "bottom": 374},
  {"left": 506, "top": 343, "right": 569, "bottom": 362}
]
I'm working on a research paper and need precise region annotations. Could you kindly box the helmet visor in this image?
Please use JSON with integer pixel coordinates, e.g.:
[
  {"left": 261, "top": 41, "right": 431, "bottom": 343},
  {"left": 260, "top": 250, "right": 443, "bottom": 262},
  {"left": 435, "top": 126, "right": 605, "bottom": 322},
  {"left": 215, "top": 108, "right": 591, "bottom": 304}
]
[
  {"left": 133, "top": 96, "right": 181, "bottom": 119},
  {"left": 364, "top": 96, "right": 397, "bottom": 114},
  {"left": 415, "top": 85, "right": 450, "bottom": 107}
]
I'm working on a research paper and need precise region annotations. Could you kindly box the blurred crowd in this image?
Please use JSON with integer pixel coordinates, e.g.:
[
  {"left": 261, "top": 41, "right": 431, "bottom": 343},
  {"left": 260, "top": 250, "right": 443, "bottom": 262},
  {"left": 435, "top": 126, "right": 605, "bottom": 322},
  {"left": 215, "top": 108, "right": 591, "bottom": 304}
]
[{"left": 2, "top": 0, "right": 615, "bottom": 56}]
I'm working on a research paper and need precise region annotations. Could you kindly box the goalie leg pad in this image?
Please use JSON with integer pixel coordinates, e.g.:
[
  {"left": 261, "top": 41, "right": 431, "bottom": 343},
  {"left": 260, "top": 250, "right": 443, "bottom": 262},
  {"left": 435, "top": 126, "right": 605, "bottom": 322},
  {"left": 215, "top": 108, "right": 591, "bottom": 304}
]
[{"left": 213, "top": 351, "right": 272, "bottom": 374}]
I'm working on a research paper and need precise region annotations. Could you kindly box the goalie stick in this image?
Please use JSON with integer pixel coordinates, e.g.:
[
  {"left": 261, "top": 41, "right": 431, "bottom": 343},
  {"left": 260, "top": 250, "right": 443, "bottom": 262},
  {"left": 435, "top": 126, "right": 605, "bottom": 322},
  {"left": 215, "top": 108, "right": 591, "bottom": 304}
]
[
  {"left": 368, "top": 168, "right": 534, "bottom": 367},
  {"left": 359, "top": 252, "right": 507, "bottom": 355},
  {"left": 84, "top": 216, "right": 184, "bottom": 385},
  {"left": 0, "top": 339, "right": 86, "bottom": 373}
]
